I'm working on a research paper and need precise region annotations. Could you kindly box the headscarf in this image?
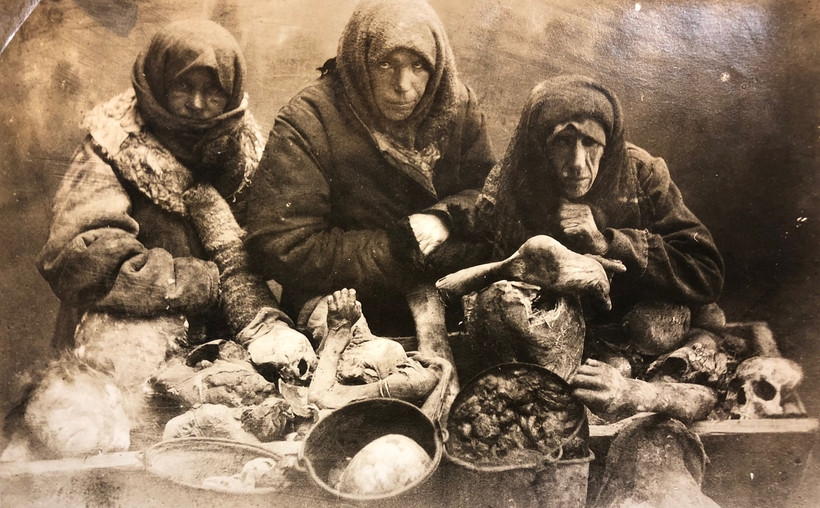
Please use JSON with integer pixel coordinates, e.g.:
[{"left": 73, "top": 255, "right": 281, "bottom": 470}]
[
  {"left": 336, "top": 0, "right": 463, "bottom": 155},
  {"left": 132, "top": 19, "right": 251, "bottom": 192},
  {"left": 479, "top": 75, "right": 639, "bottom": 256}
]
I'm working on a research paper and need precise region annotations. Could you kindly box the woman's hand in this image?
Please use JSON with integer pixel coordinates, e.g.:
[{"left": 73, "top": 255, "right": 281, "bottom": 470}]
[
  {"left": 558, "top": 200, "right": 609, "bottom": 255},
  {"left": 409, "top": 213, "right": 450, "bottom": 256}
]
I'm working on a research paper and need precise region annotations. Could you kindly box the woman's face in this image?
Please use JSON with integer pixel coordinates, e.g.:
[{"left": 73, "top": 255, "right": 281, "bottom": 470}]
[
  {"left": 165, "top": 67, "right": 229, "bottom": 120},
  {"left": 546, "top": 119, "right": 606, "bottom": 199},
  {"left": 368, "top": 48, "right": 430, "bottom": 122}
]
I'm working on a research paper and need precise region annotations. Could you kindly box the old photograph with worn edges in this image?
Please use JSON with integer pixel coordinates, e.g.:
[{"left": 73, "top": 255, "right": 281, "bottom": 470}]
[{"left": 0, "top": 0, "right": 817, "bottom": 506}]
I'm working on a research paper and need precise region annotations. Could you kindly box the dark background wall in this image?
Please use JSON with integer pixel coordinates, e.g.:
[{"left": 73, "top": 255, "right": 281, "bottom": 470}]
[{"left": 0, "top": 0, "right": 817, "bottom": 501}]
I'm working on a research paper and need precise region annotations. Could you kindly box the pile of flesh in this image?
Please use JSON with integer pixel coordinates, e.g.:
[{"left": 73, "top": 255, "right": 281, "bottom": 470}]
[{"left": 447, "top": 366, "right": 588, "bottom": 467}]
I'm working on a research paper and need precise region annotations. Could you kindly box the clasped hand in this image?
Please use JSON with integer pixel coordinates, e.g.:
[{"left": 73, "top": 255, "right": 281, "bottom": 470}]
[
  {"left": 559, "top": 199, "right": 608, "bottom": 255},
  {"left": 409, "top": 213, "right": 450, "bottom": 257}
]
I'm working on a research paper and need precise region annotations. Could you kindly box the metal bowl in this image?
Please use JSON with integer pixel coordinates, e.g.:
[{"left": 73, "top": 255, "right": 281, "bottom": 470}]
[
  {"left": 299, "top": 398, "right": 444, "bottom": 502},
  {"left": 143, "top": 437, "right": 283, "bottom": 494}
]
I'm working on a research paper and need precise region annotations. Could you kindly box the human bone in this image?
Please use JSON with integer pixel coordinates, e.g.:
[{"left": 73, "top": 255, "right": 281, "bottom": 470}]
[
  {"left": 646, "top": 330, "right": 728, "bottom": 387},
  {"left": 437, "top": 235, "right": 625, "bottom": 310},
  {"left": 254, "top": 328, "right": 317, "bottom": 383}
]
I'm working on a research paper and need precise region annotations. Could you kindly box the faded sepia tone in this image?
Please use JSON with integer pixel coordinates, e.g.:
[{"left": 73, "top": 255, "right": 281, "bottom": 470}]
[{"left": 0, "top": 0, "right": 817, "bottom": 505}]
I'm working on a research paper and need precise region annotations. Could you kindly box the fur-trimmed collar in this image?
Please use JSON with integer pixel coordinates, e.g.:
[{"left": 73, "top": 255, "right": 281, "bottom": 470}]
[{"left": 81, "top": 89, "right": 263, "bottom": 215}]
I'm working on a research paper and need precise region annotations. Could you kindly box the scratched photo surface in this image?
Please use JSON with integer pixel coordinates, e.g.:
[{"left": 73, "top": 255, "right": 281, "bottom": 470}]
[{"left": 0, "top": 0, "right": 817, "bottom": 505}]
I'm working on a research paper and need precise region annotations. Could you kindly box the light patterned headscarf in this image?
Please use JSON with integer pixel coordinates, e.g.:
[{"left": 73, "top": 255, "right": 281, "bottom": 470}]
[{"left": 336, "top": 0, "right": 464, "bottom": 151}]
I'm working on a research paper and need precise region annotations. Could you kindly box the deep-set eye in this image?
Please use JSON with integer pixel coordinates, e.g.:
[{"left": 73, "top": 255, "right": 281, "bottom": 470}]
[
  {"left": 378, "top": 61, "right": 391, "bottom": 70},
  {"left": 551, "top": 134, "right": 574, "bottom": 147},
  {"left": 412, "top": 61, "right": 425, "bottom": 70},
  {"left": 204, "top": 87, "right": 225, "bottom": 100},
  {"left": 581, "top": 136, "right": 599, "bottom": 148}
]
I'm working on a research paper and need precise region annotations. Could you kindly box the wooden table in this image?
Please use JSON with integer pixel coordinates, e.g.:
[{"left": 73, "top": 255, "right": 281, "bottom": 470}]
[{"left": 1, "top": 417, "right": 816, "bottom": 507}]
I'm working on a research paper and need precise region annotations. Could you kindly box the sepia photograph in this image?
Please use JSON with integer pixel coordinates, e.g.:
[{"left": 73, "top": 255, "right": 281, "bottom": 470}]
[{"left": 0, "top": 0, "right": 817, "bottom": 506}]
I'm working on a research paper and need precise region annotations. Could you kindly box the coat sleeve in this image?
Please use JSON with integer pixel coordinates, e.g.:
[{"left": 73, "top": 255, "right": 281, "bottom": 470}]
[
  {"left": 423, "top": 85, "right": 496, "bottom": 234},
  {"left": 245, "top": 103, "right": 419, "bottom": 298},
  {"left": 604, "top": 148, "right": 725, "bottom": 304},
  {"left": 37, "top": 140, "right": 219, "bottom": 316},
  {"left": 420, "top": 86, "right": 497, "bottom": 273}
]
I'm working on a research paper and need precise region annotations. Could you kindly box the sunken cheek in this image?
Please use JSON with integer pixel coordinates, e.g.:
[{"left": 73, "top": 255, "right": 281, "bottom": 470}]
[
  {"left": 369, "top": 56, "right": 430, "bottom": 121},
  {"left": 548, "top": 144, "right": 601, "bottom": 196}
]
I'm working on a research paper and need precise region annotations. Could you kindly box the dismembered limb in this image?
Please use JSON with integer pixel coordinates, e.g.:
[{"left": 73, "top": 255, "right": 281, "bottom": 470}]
[
  {"left": 307, "top": 289, "right": 447, "bottom": 411},
  {"left": 570, "top": 359, "right": 717, "bottom": 423},
  {"left": 183, "top": 182, "right": 316, "bottom": 382},
  {"left": 309, "top": 353, "right": 447, "bottom": 410},
  {"left": 308, "top": 290, "right": 359, "bottom": 405},
  {"left": 406, "top": 283, "right": 459, "bottom": 420},
  {"left": 436, "top": 235, "right": 625, "bottom": 311}
]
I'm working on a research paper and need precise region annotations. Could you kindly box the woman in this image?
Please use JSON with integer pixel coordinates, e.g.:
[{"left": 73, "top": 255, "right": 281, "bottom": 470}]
[
  {"left": 246, "top": 0, "right": 496, "bottom": 337},
  {"left": 474, "top": 75, "right": 725, "bottom": 422},
  {"left": 36, "top": 19, "right": 313, "bottom": 381},
  {"left": 477, "top": 75, "right": 724, "bottom": 321}
]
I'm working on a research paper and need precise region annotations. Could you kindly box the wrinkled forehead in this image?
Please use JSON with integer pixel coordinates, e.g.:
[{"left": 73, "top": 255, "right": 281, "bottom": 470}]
[{"left": 547, "top": 119, "right": 607, "bottom": 147}]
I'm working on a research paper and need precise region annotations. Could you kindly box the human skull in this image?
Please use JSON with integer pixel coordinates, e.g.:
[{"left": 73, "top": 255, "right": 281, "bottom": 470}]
[
  {"left": 246, "top": 325, "right": 318, "bottom": 383},
  {"left": 646, "top": 330, "right": 728, "bottom": 388},
  {"left": 725, "top": 356, "right": 803, "bottom": 419}
]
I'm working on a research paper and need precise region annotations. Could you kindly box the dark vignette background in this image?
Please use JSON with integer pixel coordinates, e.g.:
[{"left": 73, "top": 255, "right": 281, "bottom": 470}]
[{"left": 0, "top": 0, "right": 817, "bottom": 503}]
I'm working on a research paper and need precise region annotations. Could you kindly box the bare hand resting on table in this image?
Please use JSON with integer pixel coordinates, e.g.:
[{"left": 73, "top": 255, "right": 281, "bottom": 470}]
[
  {"left": 570, "top": 359, "right": 638, "bottom": 421},
  {"left": 569, "top": 358, "right": 718, "bottom": 423}
]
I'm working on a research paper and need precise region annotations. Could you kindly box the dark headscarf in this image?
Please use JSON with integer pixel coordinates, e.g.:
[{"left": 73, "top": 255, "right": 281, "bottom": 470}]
[
  {"left": 479, "top": 75, "right": 639, "bottom": 256},
  {"left": 132, "top": 19, "right": 251, "bottom": 193},
  {"left": 336, "top": 0, "right": 463, "bottom": 153}
]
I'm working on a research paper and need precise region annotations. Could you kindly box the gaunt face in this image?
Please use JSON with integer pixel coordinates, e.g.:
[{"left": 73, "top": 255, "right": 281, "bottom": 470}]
[
  {"left": 546, "top": 119, "right": 606, "bottom": 199},
  {"left": 165, "top": 67, "right": 229, "bottom": 120},
  {"left": 368, "top": 48, "right": 431, "bottom": 122}
]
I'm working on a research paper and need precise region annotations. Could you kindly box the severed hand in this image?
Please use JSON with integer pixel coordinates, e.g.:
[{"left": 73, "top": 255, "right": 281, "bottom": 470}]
[
  {"left": 327, "top": 288, "right": 362, "bottom": 333},
  {"left": 569, "top": 358, "right": 637, "bottom": 421}
]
